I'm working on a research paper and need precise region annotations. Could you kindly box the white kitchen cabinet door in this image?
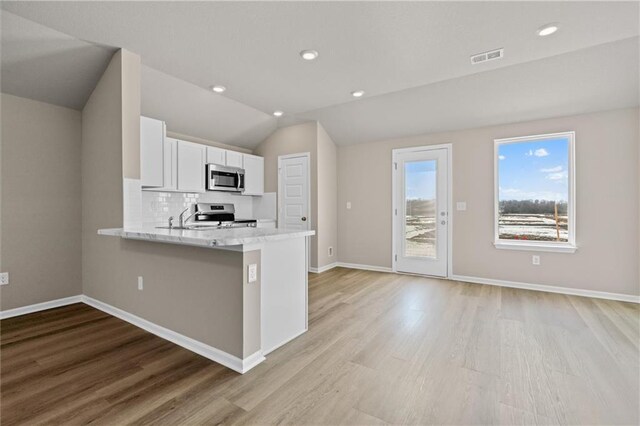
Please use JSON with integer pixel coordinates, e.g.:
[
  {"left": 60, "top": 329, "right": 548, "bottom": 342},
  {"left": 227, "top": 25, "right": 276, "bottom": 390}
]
[
  {"left": 140, "top": 116, "right": 165, "bottom": 187},
  {"left": 243, "top": 154, "right": 264, "bottom": 195},
  {"left": 206, "top": 146, "right": 226, "bottom": 166},
  {"left": 226, "top": 150, "right": 244, "bottom": 168},
  {"left": 161, "top": 138, "right": 178, "bottom": 191},
  {"left": 177, "top": 140, "right": 206, "bottom": 192}
]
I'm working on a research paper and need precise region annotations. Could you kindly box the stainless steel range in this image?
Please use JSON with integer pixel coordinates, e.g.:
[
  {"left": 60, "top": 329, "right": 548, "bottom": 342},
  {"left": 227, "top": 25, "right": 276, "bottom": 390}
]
[
  {"left": 163, "top": 203, "right": 257, "bottom": 230},
  {"left": 192, "top": 203, "right": 256, "bottom": 228}
]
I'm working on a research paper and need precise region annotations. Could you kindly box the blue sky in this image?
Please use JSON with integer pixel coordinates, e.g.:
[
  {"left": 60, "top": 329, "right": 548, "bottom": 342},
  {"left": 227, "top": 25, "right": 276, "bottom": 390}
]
[
  {"left": 498, "top": 137, "right": 569, "bottom": 201},
  {"left": 405, "top": 160, "right": 436, "bottom": 200}
]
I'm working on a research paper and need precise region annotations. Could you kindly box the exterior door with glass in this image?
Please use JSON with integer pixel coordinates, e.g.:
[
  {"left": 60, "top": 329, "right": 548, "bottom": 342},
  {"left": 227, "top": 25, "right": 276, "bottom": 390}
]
[{"left": 393, "top": 148, "right": 449, "bottom": 277}]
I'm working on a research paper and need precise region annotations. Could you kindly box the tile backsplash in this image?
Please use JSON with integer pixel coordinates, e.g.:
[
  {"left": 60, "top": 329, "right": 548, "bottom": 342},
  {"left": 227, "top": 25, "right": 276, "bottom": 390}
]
[
  {"left": 253, "top": 192, "right": 277, "bottom": 221},
  {"left": 141, "top": 190, "right": 275, "bottom": 227},
  {"left": 123, "top": 178, "right": 142, "bottom": 228}
]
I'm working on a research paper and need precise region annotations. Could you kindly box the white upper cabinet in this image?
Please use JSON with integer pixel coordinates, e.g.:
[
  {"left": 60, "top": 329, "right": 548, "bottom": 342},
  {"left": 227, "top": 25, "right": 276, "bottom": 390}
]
[
  {"left": 243, "top": 154, "right": 264, "bottom": 196},
  {"left": 161, "top": 138, "right": 178, "bottom": 191},
  {"left": 226, "top": 150, "right": 244, "bottom": 168},
  {"left": 206, "top": 146, "right": 226, "bottom": 166},
  {"left": 140, "top": 116, "right": 165, "bottom": 187},
  {"left": 138, "top": 117, "right": 264, "bottom": 196},
  {"left": 177, "top": 140, "right": 206, "bottom": 192}
]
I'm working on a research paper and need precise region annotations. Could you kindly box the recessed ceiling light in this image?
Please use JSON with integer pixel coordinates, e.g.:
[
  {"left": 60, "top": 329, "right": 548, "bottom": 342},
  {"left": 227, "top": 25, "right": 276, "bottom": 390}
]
[
  {"left": 537, "top": 23, "right": 559, "bottom": 37},
  {"left": 273, "top": 110, "right": 284, "bottom": 117},
  {"left": 211, "top": 85, "right": 226, "bottom": 93},
  {"left": 300, "top": 50, "right": 319, "bottom": 61},
  {"left": 351, "top": 90, "right": 365, "bottom": 98}
]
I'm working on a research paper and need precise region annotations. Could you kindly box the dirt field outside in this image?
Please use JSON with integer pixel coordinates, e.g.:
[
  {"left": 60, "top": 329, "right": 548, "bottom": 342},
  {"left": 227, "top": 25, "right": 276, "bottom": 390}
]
[
  {"left": 405, "top": 215, "right": 436, "bottom": 257},
  {"left": 498, "top": 213, "right": 568, "bottom": 241}
]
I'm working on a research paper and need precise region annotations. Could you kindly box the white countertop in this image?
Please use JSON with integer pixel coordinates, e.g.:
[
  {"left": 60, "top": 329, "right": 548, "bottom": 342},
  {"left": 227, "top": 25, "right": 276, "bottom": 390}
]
[{"left": 98, "top": 226, "right": 314, "bottom": 249}]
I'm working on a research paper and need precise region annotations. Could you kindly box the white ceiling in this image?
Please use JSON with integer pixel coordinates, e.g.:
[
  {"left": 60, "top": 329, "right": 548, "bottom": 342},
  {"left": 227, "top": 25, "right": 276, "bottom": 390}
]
[
  {"left": 1, "top": 10, "right": 277, "bottom": 146},
  {"left": 0, "top": 12, "right": 116, "bottom": 110},
  {"left": 1, "top": 2, "right": 638, "bottom": 147},
  {"left": 293, "top": 37, "right": 640, "bottom": 145}
]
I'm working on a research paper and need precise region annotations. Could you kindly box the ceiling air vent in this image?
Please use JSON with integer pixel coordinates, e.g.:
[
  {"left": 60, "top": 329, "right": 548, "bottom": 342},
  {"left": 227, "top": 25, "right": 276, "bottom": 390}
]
[{"left": 470, "top": 48, "right": 504, "bottom": 65}]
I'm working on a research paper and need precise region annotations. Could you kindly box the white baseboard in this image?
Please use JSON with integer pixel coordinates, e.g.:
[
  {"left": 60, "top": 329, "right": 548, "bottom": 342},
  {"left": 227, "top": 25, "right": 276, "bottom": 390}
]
[
  {"left": 309, "top": 262, "right": 338, "bottom": 274},
  {"left": 81, "top": 295, "right": 264, "bottom": 374},
  {"left": 331, "top": 265, "right": 639, "bottom": 303},
  {"left": 262, "top": 328, "right": 308, "bottom": 356},
  {"left": 0, "top": 295, "right": 83, "bottom": 320},
  {"left": 451, "top": 275, "right": 640, "bottom": 304},
  {"left": 2, "top": 294, "right": 265, "bottom": 373},
  {"left": 336, "top": 262, "right": 393, "bottom": 273},
  {"left": 240, "top": 350, "right": 267, "bottom": 373}
]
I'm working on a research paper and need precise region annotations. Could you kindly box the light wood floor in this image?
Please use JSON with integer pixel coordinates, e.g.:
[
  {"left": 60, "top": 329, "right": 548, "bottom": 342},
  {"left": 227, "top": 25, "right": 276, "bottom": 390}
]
[{"left": 2, "top": 268, "right": 639, "bottom": 425}]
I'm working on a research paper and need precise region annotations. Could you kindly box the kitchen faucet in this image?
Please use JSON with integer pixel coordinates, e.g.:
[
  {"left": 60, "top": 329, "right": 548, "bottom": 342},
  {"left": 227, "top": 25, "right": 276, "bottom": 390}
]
[{"left": 178, "top": 204, "right": 199, "bottom": 228}]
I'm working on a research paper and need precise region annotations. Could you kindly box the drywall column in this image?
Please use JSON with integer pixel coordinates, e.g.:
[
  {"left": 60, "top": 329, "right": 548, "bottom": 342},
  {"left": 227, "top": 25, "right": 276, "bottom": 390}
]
[
  {"left": 242, "top": 250, "right": 261, "bottom": 358},
  {"left": 82, "top": 49, "right": 254, "bottom": 360}
]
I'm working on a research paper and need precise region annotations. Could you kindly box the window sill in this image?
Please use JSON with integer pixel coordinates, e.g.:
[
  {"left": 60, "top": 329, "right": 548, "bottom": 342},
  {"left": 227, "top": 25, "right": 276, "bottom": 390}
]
[{"left": 494, "top": 242, "right": 577, "bottom": 253}]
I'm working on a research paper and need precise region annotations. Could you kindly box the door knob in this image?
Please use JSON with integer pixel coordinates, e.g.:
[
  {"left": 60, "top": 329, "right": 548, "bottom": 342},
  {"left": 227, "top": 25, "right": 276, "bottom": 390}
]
[{"left": 301, "top": 217, "right": 307, "bottom": 221}]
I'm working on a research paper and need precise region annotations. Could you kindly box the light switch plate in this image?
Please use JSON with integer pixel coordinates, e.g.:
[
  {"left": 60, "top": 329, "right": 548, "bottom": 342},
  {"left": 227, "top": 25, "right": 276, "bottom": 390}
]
[
  {"left": 456, "top": 202, "right": 467, "bottom": 211},
  {"left": 0, "top": 272, "right": 8, "bottom": 285},
  {"left": 248, "top": 264, "right": 258, "bottom": 283},
  {"left": 346, "top": 202, "right": 352, "bottom": 210},
  {"left": 138, "top": 276, "right": 144, "bottom": 290}
]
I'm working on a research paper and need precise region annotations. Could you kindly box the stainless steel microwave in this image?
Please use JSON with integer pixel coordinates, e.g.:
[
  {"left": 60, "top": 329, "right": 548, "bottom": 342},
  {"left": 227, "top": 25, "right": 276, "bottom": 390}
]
[{"left": 206, "top": 164, "right": 245, "bottom": 192}]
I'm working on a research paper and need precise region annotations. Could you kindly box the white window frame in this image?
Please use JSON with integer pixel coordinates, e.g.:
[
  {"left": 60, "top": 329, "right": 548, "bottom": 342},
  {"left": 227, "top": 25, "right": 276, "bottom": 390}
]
[{"left": 494, "top": 131, "right": 576, "bottom": 253}]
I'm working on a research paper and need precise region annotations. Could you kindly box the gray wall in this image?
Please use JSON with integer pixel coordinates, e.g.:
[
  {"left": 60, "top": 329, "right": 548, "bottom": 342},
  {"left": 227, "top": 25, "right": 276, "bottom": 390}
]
[
  {"left": 317, "top": 123, "right": 338, "bottom": 267},
  {"left": 338, "top": 107, "right": 640, "bottom": 296},
  {"left": 0, "top": 93, "right": 82, "bottom": 310},
  {"left": 254, "top": 122, "right": 319, "bottom": 268},
  {"left": 166, "top": 131, "right": 251, "bottom": 155},
  {"left": 242, "top": 249, "right": 261, "bottom": 358}
]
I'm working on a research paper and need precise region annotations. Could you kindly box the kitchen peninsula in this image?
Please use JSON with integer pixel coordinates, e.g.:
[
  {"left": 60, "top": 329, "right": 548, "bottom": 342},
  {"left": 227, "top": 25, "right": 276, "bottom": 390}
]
[{"left": 98, "top": 225, "right": 314, "bottom": 374}]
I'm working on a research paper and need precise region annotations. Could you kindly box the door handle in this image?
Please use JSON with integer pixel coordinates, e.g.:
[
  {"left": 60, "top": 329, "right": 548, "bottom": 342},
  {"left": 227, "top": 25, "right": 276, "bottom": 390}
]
[{"left": 301, "top": 217, "right": 307, "bottom": 221}]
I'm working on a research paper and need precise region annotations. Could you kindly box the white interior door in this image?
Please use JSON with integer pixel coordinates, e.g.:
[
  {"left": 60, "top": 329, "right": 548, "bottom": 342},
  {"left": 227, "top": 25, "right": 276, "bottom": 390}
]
[
  {"left": 393, "top": 148, "right": 449, "bottom": 277},
  {"left": 278, "top": 154, "right": 310, "bottom": 231}
]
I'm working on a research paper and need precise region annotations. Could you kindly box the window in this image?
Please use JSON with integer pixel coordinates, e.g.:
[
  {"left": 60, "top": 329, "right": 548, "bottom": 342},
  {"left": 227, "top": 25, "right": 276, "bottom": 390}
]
[{"left": 494, "top": 132, "right": 576, "bottom": 253}]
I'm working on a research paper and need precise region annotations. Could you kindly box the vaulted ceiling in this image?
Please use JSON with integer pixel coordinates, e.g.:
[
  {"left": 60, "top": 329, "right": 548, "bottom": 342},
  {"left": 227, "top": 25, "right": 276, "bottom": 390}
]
[{"left": 2, "top": 2, "right": 638, "bottom": 147}]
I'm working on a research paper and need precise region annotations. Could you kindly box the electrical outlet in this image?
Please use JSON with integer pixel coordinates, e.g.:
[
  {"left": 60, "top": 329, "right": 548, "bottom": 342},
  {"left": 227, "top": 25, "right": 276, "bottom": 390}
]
[
  {"left": 328, "top": 247, "right": 334, "bottom": 257},
  {"left": 346, "top": 202, "right": 352, "bottom": 210},
  {"left": 456, "top": 202, "right": 467, "bottom": 211},
  {"left": 138, "top": 276, "right": 144, "bottom": 290},
  {"left": 248, "top": 264, "right": 257, "bottom": 283},
  {"left": 532, "top": 255, "right": 540, "bottom": 266},
  {"left": 0, "top": 272, "right": 8, "bottom": 285}
]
